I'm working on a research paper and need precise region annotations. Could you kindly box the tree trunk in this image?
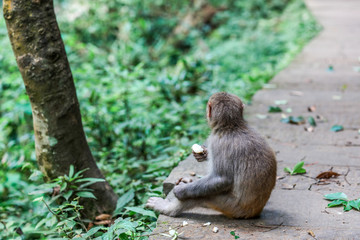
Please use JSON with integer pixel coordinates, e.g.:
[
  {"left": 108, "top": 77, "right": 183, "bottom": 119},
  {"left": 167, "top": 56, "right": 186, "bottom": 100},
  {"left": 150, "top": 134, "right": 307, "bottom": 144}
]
[{"left": 3, "top": 0, "right": 118, "bottom": 219}]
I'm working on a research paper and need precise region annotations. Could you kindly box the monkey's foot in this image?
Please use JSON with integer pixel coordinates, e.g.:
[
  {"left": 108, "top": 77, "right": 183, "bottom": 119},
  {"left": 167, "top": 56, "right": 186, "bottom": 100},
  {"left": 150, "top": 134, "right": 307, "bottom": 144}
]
[
  {"left": 146, "top": 197, "right": 179, "bottom": 217},
  {"left": 146, "top": 197, "right": 167, "bottom": 212}
]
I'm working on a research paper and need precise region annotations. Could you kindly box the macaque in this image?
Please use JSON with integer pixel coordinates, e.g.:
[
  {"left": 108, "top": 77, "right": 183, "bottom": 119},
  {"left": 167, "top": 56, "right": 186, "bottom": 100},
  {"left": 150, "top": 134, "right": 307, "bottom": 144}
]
[{"left": 146, "top": 92, "right": 277, "bottom": 218}]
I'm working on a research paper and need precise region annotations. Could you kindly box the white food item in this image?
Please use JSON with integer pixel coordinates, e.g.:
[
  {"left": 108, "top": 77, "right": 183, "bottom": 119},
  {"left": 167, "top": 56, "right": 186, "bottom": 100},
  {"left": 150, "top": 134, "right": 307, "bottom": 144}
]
[
  {"left": 212, "top": 227, "right": 219, "bottom": 233},
  {"left": 192, "top": 144, "right": 204, "bottom": 153},
  {"left": 203, "top": 222, "right": 211, "bottom": 226},
  {"left": 182, "top": 221, "right": 188, "bottom": 226}
]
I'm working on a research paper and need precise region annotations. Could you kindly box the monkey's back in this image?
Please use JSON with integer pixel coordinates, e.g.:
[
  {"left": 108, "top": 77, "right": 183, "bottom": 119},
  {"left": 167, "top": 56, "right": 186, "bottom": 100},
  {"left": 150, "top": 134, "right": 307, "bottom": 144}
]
[{"left": 209, "top": 127, "right": 277, "bottom": 218}]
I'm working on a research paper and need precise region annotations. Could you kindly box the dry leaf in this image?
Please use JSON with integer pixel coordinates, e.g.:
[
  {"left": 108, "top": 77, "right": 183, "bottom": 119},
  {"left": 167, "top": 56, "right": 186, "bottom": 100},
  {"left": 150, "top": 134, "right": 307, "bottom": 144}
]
[
  {"left": 290, "top": 91, "right": 303, "bottom": 96},
  {"left": 308, "top": 230, "right": 315, "bottom": 237},
  {"left": 332, "top": 95, "right": 342, "bottom": 100},
  {"left": 316, "top": 171, "right": 340, "bottom": 179},
  {"left": 304, "top": 126, "right": 315, "bottom": 132},
  {"left": 95, "top": 214, "right": 112, "bottom": 221},
  {"left": 281, "top": 183, "right": 296, "bottom": 190},
  {"left": 52, "top": 185, "right": 61, "bottom": 197},
  {"left": 94, "top": 220, "right": 112, "bottom": 225},
  {"left": 87, "top": 222, "right": 94, "bottom": 231},
  {"left": 307, "top": 105, "right": 316, "bottom": 112}
]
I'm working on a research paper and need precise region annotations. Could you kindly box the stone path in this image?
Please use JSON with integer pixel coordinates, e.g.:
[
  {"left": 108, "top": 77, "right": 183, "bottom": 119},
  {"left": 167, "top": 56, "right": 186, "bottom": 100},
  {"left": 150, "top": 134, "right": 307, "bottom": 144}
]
[{"left": 150, "top": 1, "right": 360, "bottom": 239}]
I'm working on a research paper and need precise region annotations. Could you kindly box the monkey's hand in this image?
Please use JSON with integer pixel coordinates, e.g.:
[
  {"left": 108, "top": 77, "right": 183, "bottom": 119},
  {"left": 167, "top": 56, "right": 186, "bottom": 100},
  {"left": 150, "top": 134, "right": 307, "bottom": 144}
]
[
  {"left": 193, "top": 146, "right": 208, "bottom": 162},
  {"left": 173, "top": 184, "right": 188, "bottom": 200}
]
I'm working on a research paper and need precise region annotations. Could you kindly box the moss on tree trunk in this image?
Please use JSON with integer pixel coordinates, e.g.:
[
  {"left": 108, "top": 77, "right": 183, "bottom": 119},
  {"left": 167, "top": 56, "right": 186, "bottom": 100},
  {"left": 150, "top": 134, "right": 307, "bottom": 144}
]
[{"left": 3, "top": 0, "right": 118, "bottom": 219}]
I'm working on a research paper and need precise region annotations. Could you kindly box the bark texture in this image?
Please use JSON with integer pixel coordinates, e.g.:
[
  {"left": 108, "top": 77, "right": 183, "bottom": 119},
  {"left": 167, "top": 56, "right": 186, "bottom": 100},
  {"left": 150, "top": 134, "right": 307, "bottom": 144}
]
[{"left": 3, "top": 0, "right": 118, "bottom": 219}]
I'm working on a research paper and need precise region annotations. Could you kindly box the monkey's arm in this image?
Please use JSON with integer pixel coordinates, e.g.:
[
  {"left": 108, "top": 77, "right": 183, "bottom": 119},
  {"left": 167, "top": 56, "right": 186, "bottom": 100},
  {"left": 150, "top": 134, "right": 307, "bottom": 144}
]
[{"left": 173, "top": 175, "right": 232, "bottom": 200}]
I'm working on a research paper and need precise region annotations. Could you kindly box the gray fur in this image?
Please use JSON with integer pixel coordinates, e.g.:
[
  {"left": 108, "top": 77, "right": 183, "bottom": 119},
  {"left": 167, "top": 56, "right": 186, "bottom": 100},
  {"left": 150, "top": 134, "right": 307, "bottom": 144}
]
[{"left": 146, "top": 92, "right": 277, "bottom": 218}]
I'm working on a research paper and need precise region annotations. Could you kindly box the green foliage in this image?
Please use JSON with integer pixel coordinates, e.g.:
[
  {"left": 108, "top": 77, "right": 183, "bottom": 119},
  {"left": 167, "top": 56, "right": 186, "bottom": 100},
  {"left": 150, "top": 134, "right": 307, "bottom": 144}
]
[
  {"left": 324, "top": 193, "right": 360, "bottom": 211},
  {"left": 284, "top": 161, "right": 306, "bottom": 175},
  {"left": 0, "top": 0, "right": 320, "bottom": 238}
]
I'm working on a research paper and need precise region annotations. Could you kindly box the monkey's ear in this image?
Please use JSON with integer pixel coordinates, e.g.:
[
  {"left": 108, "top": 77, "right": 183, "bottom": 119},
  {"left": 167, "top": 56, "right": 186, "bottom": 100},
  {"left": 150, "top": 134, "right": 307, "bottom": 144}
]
[{"left": 207, "top": 102, "right": 212, "bottom": 118}]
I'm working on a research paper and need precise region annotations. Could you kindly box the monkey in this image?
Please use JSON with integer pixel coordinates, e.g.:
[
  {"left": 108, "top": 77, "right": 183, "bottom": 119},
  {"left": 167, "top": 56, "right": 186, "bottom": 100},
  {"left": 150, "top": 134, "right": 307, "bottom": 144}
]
[{"left": 146, "top": 92, "right": 277, "bottom": 218}]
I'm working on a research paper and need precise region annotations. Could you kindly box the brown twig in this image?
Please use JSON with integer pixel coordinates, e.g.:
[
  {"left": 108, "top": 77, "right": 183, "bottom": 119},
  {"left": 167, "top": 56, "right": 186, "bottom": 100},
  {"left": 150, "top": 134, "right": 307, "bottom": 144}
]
[{"left": 344, "top": 167, "right": 351, "bottom": 185}]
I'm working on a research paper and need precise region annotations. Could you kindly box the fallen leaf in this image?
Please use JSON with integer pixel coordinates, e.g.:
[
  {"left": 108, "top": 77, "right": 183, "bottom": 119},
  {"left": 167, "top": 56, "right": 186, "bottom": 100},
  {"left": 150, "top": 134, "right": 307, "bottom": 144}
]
[
  {"left": 52, "top": 185, "right": 61, "bottom": 197},
  {"left": 331, "top": 125, "right": 344, "bottom": 132},
  {"left": 316, "top": 115, "right": 327, "bottom": 123},
  {"left": 304, "top": 126, "right": 314, "bottom": 132},
  {"left": 256, "top": 114, "right": 268, "bottom": 119},
  {"left": 328, "top": 65, "right": 334, "bottom": 71},
  {"left": 95, "top": 214, "right": 112, "bottom": 221},
  {"left": 290, "top": 91, "right": 303, "bottom": 96},
  {"left": 308, "top": 230, "right": 316, "bottom": 238},
  {"left": 263, "top": 84, "right": 277, "bottom": 89},
  {"left": 332, "top": 95, "right": 342, "bottom": 100},
  {"left": 281, "top": 183, "right": 296, "bottom": 190},
  {"left": 316, "top": 171, "right": 340, "bottom": 179},
  {"left": 274, "top": 100, "right": 288, "bottom": 105},
  {"left": 307, "top": 105, "right": 316, "bottom": 112},
  {"left": 281, "top": 116, "right": 305, "bottom": 125},
  {"left": 285, "top": 108, "right": 292, "bottom": 113},
  {"left": 94, "top": 220, "right": 112, "bottom": 225},
  {"left": 341, "top": 84, "right": 348, "bottom": 92},
  {"left": 268, "top": 106, "right": 282, "bottom": 113},
  {"left": 307, "top": 117, "right": 316, "bottom": 127},
  {"left": 87, "top": 222, "right": 94, "bottom": 231}
]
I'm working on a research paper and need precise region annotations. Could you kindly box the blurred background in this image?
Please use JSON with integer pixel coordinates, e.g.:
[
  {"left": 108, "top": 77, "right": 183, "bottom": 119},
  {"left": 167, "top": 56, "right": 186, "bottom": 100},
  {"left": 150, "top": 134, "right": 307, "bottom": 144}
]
[{"left": 0, "top": 0, "right": 320, "bottom": 238}]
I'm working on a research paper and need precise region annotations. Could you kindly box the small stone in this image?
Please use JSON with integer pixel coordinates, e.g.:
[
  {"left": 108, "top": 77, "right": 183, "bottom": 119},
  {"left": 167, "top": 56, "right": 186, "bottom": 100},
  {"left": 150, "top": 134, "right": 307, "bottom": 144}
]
[
  {"left": 212, "top": 227, "right": 219, "bottom": 233},
  {"left": 189, "top": 172, "right": 196, "bottom": 176}
]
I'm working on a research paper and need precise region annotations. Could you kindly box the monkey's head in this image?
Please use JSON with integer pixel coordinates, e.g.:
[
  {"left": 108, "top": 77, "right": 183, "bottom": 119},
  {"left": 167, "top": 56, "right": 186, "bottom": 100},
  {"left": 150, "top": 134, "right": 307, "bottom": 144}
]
[{"left": 207, "top": 92, "right": 245, "bottom": 130}]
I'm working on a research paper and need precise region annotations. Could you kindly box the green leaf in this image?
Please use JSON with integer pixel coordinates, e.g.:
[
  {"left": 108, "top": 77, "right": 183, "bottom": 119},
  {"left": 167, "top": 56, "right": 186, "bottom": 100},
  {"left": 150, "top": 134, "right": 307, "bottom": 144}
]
[
  {"left": 281, "top": 116, "right": 305, "bottom": 125},
  {"left": 344, "top": 202, "right": 352, "bottom": 211},
  {"left": 292, "top": 161, "right": 306, "bottom": 174},
  {"left": 307, "top": 116, "right": 316, "bottom": 127},
  {"left": 63, "top": 190, "right": 73, "bottom": 201},
  {"left": 283, "top": 167, "right": 292, "bottom": 174},
  {"left": 331, "top": 125, "right": 344, "bottom": 132},
  {"left": 293, "top": 161, "right": 304, "bottom": 171},
  {"left": 230, "top": 231, "right": 235, "bottom": 236},
  {"left": 33, "top": 197, "right": 44, "bottom": 202},
  {"left": 125, "top": 207, "right": 156, "bottom": 218},
  {"left": 68, "top": 165, "right": 74, "bottom": 178},
  {"left": 83, "top": 226, "right": 104, "bottom": 238},
  {"left": 76, "top": 191, "right": 96, "bottom": 199},
  {"left": 324, "top": 192, "right": 348, "bottom": 201},
  {"left": 327, "top": 199, "right": 347, "bottom": 207},
  {"left": 75, "top": 178, "right": 106, "bottom": 183},
  {"left": 113, "top": 189, "right": 135, "bottom": 216},
  {"left": 268, "top": 106, "right": 282, "bottom": 113},
  {"left": 349, "top": 199, "right": 360, "bottom": 210}
]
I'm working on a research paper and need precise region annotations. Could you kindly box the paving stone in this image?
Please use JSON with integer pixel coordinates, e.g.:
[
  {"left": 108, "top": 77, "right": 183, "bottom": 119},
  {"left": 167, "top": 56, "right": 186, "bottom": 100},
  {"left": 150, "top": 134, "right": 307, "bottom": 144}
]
[{"left": 151, "top": 0, "right": 360, "bottom": 238}]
